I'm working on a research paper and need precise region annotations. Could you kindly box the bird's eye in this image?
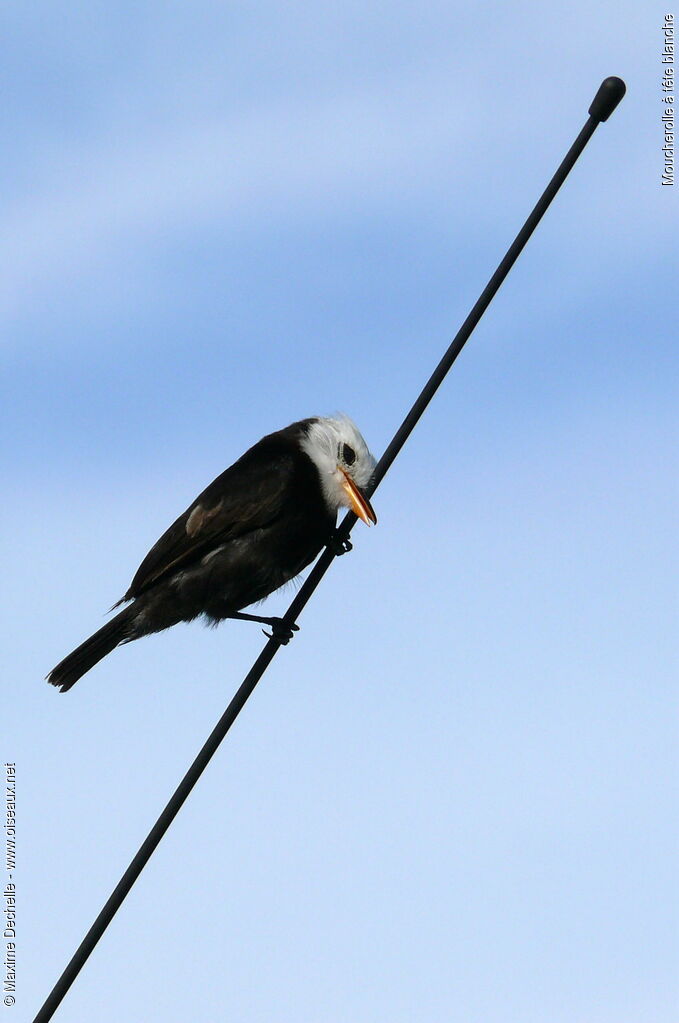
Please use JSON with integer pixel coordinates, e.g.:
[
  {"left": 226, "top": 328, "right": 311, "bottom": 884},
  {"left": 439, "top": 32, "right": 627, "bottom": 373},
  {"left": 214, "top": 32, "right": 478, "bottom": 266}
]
[{"left": 342, "top": 444, "right": 356, "bottom": 466}]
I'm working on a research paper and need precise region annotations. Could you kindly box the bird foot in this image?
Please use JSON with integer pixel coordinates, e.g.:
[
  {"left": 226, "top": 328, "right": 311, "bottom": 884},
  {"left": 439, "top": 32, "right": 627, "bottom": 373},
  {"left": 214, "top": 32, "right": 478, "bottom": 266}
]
[
  {"left": 327, "top": 532, "right": 353, "bottom": 556},
  {"left": 261, "top": 618, "right": 300, "bottom": 645},
  {"left": 227, "top": 611, "right": 299, "bottom": 644}
]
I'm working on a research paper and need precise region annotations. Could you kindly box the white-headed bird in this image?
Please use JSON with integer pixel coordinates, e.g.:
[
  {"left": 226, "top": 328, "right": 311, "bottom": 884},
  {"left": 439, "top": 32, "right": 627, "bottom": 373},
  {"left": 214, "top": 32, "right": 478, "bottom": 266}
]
[{"left": 47, "top": 416, "right": 377, "bottom": 692}]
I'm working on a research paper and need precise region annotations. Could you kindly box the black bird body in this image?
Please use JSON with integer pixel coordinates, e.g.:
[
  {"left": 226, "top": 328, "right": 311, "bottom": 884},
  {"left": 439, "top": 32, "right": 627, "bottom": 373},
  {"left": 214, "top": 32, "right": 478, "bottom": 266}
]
[
  {"left": 123, "top": 420, "right": 334, "bottom": 634},
  {"left": 48, "top": 416, "right": 376, "bottom": 691}
]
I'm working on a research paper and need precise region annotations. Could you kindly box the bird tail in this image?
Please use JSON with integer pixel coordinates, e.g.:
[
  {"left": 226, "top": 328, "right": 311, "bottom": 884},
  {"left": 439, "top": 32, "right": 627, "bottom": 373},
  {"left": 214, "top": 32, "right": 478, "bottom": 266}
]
[{"left": 47, "top": 606, "right": 135, "bottom": 693}]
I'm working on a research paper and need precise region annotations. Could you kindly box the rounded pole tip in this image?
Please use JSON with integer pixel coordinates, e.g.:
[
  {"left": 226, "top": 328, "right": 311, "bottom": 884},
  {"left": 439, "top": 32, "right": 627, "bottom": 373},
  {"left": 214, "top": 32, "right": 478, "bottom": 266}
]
[{"left": 588, "top": 76, "right": 626, "bottom": 122}]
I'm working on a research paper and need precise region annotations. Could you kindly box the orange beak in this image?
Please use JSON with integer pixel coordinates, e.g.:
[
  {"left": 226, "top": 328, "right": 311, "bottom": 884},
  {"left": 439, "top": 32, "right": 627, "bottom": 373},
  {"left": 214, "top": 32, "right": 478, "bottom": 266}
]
[{"left": 339, "top": 469, "right": 377, "bottom": 526}]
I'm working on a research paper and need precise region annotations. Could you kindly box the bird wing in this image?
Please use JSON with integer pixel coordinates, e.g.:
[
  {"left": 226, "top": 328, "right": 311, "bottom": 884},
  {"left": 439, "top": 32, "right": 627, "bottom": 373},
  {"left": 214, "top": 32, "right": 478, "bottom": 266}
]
[{"left": 121, "top": 448, "right": 299, "bottom": 602}]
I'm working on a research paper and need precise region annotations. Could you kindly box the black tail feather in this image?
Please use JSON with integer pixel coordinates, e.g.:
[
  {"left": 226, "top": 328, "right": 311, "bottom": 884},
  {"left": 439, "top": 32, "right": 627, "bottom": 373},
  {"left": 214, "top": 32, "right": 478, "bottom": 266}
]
[{"left": 47, "top": 606, "right": 134, "bottom": 693}]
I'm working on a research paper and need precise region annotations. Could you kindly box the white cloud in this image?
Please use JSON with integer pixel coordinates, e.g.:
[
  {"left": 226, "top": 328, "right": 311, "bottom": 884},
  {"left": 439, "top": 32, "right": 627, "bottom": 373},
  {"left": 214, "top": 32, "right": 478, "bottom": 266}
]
[
  {"left": 0, "top": 36, "right": 659, "bottom": 331},
  {"left": 0, "top": 67, "right": 481, "bottom": 322}
]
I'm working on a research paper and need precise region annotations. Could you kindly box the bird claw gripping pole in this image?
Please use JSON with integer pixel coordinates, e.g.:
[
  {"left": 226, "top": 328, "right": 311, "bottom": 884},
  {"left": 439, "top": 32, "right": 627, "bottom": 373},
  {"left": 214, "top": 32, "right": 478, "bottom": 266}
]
[
  {"left": 261, "top": 619, "right": 300, "bottom": 644},
  {"left": 327, "top": 531, "right": 353, "bottom": 557},
  {"left": 225, "top": 612, "right": 300, "bottom": 644},
  {"left": 32, "top": 76, "right": 625, "bottom": 1023}
]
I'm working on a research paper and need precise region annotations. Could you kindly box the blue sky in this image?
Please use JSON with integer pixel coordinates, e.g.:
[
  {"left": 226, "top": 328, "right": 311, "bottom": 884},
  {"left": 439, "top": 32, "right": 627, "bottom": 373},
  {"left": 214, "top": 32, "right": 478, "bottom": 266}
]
[{"left": 5, "top": 2, "right": 677, "bottom": 1021}]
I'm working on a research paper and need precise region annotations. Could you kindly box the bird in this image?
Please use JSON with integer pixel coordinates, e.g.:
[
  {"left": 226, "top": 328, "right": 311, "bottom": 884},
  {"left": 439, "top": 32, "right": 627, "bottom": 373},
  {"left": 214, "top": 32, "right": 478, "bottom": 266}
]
[{"left": 47, "top": 415, "right": 377, "bottom": 693}]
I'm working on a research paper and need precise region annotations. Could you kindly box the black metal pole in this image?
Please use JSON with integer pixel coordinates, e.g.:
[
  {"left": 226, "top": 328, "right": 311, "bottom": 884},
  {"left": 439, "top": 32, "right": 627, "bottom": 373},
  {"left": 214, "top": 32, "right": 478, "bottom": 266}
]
[{"left": 33, "top": 76, "right": 625, "bottom": 1023}]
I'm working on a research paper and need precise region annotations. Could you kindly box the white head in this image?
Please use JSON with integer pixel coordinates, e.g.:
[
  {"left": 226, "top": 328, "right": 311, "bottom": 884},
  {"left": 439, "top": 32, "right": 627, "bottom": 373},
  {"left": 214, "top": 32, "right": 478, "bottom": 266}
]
[{"left": 300, "top": 415, "right": 377, "bottom": 524}]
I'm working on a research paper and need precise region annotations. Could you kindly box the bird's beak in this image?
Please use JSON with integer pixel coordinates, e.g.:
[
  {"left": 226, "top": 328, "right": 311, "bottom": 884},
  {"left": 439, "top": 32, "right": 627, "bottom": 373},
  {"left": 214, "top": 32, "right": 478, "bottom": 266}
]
[{"left": 339, "top": 468, "right": 377, "bottom": 526}]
